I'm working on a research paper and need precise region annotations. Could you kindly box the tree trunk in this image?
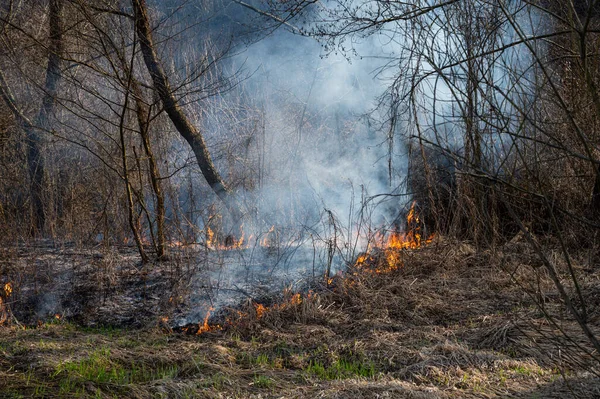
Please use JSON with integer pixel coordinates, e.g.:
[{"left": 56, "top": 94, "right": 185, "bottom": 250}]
[
  {"left": 119, "top": 79, "right": 149, "bottom": 264},
  {"left": 0, "top": 0, "right": 63, "bottom": 236},
  {"left": 115, "top": 33, "right": 168, "bottom": 259},
  {"left": 132, "top": 81, "right": 167, "bottom": 259},
  {"left": 132, "top": 0, "right": 242, "bottom": 230}
]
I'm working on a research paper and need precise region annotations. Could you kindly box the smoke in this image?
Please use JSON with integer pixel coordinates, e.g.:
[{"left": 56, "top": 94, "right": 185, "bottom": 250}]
[
  {"left": 222, "top": 22, "right": 408, "bottom": 228},
  {"left": 149, "top": 1, "right": 413, "bottom": 323}
]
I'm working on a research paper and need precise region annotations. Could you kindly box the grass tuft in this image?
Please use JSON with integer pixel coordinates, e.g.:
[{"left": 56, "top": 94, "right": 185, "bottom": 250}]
[{"left": 305, "top": 358, "right": 376, "bottom": 380}]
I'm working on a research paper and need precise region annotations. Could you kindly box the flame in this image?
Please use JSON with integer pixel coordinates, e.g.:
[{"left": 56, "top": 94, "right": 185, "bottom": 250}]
[
  {"left": 203, "top": 224, "right": 284, "bottom": 251},
  {"left": 290, "top": 293, "right": 302, "bottom": 305},
  {"left": 255, "top": 303, "right": 267, "bottom": 319},
  {"left": 4, "top": 283, "right": 12, "bottom": 297},
  {"left": 261, "top": 225, "right": 276, "bottom": 246},
  {"left": 0, "top": 283, "right": 11, "bottom": 326},
  {"left": 234, "top": 224, "right": 245, "bottom": 248},
  {"left": 197, "top": 307, "right": 213, "bottom": 334},
  {"left": 253, "top": 292, "right": 303, "bottom": 320},
  {"left": 0, "top": 297, "right": 6, "bottom": 325},
  {"left": 54, "top": 313, "right": 62, "bottom": 320},
  {"left": 354, "top": 202, "right": 434, "bottom": 274},
  {"left": 205, "top": 225, "right": 249, "bottom": 250},
  {"left": 206, "top": 227, "right": 215, "bottom": 248},
  {"left": 356, "top": 254, "right": 369, "bottom": 264},
  {"left": 185, "top": 291, "right": 316, "bottom": 334},
  {"left": 196, "top": 307, "right": 222, "bottom": 335}
]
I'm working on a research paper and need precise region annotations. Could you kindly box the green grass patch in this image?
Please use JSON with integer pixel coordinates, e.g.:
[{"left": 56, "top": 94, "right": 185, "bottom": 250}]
[
  {"left": 77, "top": 325, "right": 123, "bottom": 337},
  {"left": 236, "top": 351, "right": 278, "bottom": 368},
  {"left": 52, "top": 347, "right": 179, "bottom": 395},
  {"left": 304, "top": 358, "right": 376, "bottom": 380},
  {"left": 201, "top": 372, "right": 229, "bottom": 389},
  {"left": 252, "top": 374, "right": 273, "bottom": 388}
]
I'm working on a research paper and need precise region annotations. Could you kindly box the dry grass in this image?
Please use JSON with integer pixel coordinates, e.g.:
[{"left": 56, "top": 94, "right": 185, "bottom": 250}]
[{"left": 1, "top": 237, "right": 600, "bottom": 398}]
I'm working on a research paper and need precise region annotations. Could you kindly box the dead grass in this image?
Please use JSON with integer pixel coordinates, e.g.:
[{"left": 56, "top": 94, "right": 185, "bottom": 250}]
[{"left": 1, "top": 237, "right": 600, "bottom": 398}]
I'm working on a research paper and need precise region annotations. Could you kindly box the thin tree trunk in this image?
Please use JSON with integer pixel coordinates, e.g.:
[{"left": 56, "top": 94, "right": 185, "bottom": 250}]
[
  {"left": 119, "top": 81, "right": 149, "bottom": 264},
  {"left": 132, "top": 0, "right": 242, "bottom": 230},
  {"left": 130, "top": 79, "right": 167, "bottom": 259}
]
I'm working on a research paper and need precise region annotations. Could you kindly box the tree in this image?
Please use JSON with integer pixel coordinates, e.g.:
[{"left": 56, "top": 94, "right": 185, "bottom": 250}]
[
  {"left": 132, "top": 0, "right": 243, "bottom": 235},
  {"left": 0, "top": 0, "right": 63, "bottom": 236}
]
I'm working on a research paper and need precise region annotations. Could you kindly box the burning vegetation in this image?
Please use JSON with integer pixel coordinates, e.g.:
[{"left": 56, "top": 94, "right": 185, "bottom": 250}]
[
  {"left": 2, "top": 0, "right": 600, "bottom": 397},
  {"left": 172, "top": 202, "right": 435, "bottom": 335},
  {"left": 353, "top": 202, "right": 435, "bottom": 275},
  {"left": 0, "top": 282, "right": 12, "bottom": 325}
]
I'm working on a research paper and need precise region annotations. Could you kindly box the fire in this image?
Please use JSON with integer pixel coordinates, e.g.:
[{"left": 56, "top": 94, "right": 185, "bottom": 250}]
[
  {"left": 206, "top": 227, "right": 215, "bottom": 248},
  {"left": 354, "top": 201, "right": 434, "bottom": 274},
  {"left": 356, "top": 254, "right": 369, "bottom": 264},
  {"left": 253, "top": 292, "right": 303, "bottom": 320},
  {"left": 255, "top": 303, "right": 267, "bottom": 319},
  {"left": 4, "top": 282, "right": 12, "bottom": 297},
  {"left": 197, "top": 307, "right": 213, "bottom": 334},
  {"left": 290, "top": 293, "right": 302, "bottom": 305},
  {"left": 181, "top": 290, "right": 317, "bottom": 335},
  {"left": 0, "top": 297, "right": 6, "bottom": 325},
  {"left": 233, "top": 224, "right": 245, "bottom": 248},
  {"left": 0, "top": 282, "right": 12, "bottom": 326},
  {"left": 260, "top": 225, "right": 276, "bottom": 246},
  {"left": 203, "top": 224, "right": 281, "bottom": 251},
  {"left": 205, "top": 225, "right": 249, "bottom": 250},
  {"left": 196, "top": 307, "right": 222, "bottom": 335}
]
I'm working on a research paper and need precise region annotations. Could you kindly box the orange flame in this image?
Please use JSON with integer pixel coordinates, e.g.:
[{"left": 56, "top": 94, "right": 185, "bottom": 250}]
[
  {"left": 206, "top": 227, "right": 215, "bottom": 248},
  {"left": 4, "top": 283, "right": 12, "bottom": 297},
  {"left": 196, "top": 307, "right": 222, "bottom": 334},
  {"left": 197, "top": 307, "right": 213, "bottom": 334},
  {"left": 255, "top": 303, "right": 267, "bottom": 319},
  {"left": 205, "top": 225, "right": 250, "bottom": 250},
  {"left": 354, "top": 202, "right": 434, "bottom": 274},
  {"left": 290, "top": 293, "right": 302, "bottom": 305},
  {"left": 253, "top": 292, "right": 304, "bottom": 320},
  {"left": 189, "top": 292, "right": 316, "bottom": 334},
  {"left": 261, "top": 225, "right": 276, "bottom": 246},
  {"left": 0, "top": 297, "right": 6, "bottom": 325}
]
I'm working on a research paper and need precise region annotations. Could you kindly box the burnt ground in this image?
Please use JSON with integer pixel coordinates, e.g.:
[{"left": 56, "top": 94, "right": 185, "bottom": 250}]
[
  {"left": 1, "top": 237, "right": 600, "bottom": 398},
  {"left": 0, "top": 240, "right": 321, "bottom": 329}
]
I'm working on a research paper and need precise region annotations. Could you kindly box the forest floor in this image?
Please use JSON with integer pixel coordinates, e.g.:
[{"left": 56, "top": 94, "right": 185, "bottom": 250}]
[{"left": 1, "top": 238, "right": 599, "bottom": 398}]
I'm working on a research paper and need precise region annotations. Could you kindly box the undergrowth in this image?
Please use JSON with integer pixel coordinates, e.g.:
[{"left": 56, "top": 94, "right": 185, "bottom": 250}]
[{"left": 1, "top": 240, "right": 598, "bottom": 398}]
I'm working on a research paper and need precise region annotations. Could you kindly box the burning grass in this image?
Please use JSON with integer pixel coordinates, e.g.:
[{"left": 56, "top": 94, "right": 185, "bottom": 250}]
[{"left": 2, "top": 235, "right": 600, "bottom": 397}]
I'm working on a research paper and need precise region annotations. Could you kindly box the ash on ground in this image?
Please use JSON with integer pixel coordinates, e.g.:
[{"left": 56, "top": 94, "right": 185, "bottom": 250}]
[{"left": 1, "top": 241, "right": 344, "bottom": 328}]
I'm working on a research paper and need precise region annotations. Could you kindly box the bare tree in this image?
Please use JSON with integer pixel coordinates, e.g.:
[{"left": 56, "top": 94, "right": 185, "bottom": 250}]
[
  {"left": 132, "top": 0, "right": 243, "bottom": 233},
  {"left": 0, "top": 0, "right": 63, "bottom": 236}
]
